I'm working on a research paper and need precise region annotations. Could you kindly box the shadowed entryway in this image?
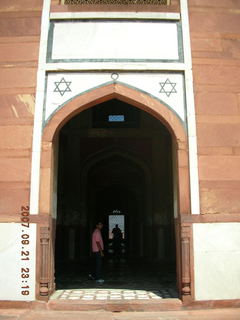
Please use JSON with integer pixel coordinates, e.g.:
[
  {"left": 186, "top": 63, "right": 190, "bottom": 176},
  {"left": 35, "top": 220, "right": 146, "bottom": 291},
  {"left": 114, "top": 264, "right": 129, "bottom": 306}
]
[{"left": 54, "top": 99, "right": 177, "bottom": 297}]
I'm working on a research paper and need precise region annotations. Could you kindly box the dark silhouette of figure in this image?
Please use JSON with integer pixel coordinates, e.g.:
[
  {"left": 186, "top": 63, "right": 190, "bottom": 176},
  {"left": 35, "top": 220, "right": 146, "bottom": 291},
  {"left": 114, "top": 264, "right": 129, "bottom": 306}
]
[{"left": 112, "top": 224, "right": 122, "bottom": 259}]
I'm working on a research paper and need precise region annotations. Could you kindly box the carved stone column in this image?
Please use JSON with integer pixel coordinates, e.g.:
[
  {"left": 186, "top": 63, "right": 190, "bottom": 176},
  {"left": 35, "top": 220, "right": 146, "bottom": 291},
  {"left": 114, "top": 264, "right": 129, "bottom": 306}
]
[
  {"left": 39, "top": 226, "right": 50, "bottom": 297},
  {"left": 181, "top": 224, "right": 191, "bottom": 298}
]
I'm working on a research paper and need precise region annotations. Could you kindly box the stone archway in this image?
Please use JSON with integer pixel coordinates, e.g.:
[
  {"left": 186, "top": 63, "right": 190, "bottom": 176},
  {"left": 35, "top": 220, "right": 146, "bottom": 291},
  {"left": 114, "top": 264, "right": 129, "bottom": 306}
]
[
  {"left": 36, "top": 83, "right": 192, "bottom": 302},
  {"left": 79, "top": 147, "right": 153, "bottom": 260}
]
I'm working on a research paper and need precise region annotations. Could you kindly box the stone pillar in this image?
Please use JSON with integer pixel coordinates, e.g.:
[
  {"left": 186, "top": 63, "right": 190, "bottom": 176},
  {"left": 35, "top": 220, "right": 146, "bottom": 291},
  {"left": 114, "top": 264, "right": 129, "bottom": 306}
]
[
  {"left": 39, "top": 226, "right": 50, "bottom": 297},
  {"left": 181, "top": 223, "right": 191, "bottom": 299}
]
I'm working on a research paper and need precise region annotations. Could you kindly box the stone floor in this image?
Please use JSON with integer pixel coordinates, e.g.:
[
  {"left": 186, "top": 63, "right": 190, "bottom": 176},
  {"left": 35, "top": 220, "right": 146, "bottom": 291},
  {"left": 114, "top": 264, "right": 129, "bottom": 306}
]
[
  {"left": 54, "top": 258, "right": 178, "bottom": 300},
  {"left": 51, "top": 288, "right": 177, "bottom": 301}
]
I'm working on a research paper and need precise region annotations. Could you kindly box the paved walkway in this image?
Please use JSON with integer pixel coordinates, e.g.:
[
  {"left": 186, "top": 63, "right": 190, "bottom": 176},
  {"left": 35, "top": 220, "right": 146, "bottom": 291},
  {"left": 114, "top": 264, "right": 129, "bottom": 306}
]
[
  {"left": 0, "top": 308, "right": 240, "bottom": 320},
  {"left": 51, "top": 288, "right": 176, "bottom": 301},
  {"left": 55, "top": 259, "right": 177, "bottom": 295}
]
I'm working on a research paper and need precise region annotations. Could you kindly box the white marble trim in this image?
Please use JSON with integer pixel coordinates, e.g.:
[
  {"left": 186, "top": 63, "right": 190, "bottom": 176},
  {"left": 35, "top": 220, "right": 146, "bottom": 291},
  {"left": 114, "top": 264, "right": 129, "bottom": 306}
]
[
  {"left": 180, "top": 0, "right": 200, "bottom": 215},
  {"left": 45, "top": 62, "right": 186, "bottom": 71},
  {"left": 50, "top": 12, "right": 180, "bottom": 21},
  {"left": 29, "top": 0, "right": 51, "bottom": 215}
]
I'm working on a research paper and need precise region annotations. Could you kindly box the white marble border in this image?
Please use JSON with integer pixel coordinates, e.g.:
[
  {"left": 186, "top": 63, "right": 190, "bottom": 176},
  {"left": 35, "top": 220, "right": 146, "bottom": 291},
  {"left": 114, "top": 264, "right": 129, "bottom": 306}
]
[
  {"left": 180, "top": 0, "right": 200, "bottom": 215},
  {"left": 50, "top": 12, "right": 180, "bottom": 20},
  {"left": 29, "top": 0, "right": 51, "bottom": 215},
  {"left": 45, "top": 62, "right": 186, "bottom": 71}
]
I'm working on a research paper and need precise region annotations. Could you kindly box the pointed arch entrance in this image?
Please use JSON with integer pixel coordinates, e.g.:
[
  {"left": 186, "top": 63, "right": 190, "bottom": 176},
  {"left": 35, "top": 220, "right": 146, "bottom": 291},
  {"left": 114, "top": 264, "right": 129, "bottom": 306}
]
[
  {"left": 37, "top": 83, "right": 192, "bottom": 302},
  {"left": 56, "top": 145, "right": 153, "bottom": 263}
]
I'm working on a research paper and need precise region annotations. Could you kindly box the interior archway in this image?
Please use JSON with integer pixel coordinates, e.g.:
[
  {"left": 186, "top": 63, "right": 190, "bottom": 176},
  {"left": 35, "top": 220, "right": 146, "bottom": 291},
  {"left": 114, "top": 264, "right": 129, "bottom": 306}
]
[{"left": 54, "top": 98, "right": 177, "bottom": 294}]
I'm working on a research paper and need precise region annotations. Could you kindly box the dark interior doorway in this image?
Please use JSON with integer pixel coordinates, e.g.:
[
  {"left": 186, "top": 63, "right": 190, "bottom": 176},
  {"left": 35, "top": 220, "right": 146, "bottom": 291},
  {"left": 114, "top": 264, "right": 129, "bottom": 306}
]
[{"left": 55, "top": 99, "right": 177, "bottom": 296}]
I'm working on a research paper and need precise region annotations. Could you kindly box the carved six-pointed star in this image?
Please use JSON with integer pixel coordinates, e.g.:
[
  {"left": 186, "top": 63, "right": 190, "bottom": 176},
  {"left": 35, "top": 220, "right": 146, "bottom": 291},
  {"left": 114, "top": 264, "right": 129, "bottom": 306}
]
[
  {"left": 54, "top": 77, "right": 72, "bottom": 96},
  {"left": 159, "top": 78, "right": 177, "bottom": 97}
]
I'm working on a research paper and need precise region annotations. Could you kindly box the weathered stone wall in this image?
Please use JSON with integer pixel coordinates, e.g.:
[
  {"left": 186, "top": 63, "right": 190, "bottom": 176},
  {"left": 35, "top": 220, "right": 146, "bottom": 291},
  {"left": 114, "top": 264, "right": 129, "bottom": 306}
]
[
  {"left": 189, "top": 0, "right": 240, "bottom": 214},
  {"left": 0, "top": 0, "right": 43, "bottom": 219}
]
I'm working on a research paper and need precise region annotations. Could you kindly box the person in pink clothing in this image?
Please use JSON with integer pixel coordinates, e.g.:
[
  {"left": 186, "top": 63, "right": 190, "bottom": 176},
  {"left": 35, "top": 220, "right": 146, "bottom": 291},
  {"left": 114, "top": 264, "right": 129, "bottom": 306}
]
[{"left": 90, "top": 222, "right": 104, "bottom": 283}]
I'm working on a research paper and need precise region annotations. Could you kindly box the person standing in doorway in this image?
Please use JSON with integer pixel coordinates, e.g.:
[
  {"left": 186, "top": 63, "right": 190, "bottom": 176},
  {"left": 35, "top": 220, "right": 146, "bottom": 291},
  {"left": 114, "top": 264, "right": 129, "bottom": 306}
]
[
  {"left": 112, "top": 224, "right": 122, "bottom": 260},
  {"left": 90, "top": 222, "right": 104, "bottom": 284}
]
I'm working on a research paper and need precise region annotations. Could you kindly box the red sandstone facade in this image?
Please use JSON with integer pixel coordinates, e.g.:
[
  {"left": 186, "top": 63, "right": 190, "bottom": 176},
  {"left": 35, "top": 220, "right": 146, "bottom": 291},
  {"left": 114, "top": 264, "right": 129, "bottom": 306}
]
[
  {"left": 0, "top": 0, "right": 41, "bottom": 219},
  {"left": 191, "top": 1, "right": 240, "bottom": 215}
]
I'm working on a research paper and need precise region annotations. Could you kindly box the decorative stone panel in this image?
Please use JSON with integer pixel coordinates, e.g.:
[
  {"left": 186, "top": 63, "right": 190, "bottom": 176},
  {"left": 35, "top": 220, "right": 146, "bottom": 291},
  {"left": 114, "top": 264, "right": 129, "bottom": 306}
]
[
  {"left": 62, "top": 0, "right": 170, "bottom": 5},
  {"left": 45, "top": 73, "right": 186, "bottom": 124}
]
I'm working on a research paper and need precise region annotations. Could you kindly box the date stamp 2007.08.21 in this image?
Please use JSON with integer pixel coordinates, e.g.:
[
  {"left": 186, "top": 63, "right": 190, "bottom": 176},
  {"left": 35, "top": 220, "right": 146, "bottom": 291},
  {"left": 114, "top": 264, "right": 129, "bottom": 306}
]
[{"left": 20, "top": 205, "right": 31, "bottom": 296}]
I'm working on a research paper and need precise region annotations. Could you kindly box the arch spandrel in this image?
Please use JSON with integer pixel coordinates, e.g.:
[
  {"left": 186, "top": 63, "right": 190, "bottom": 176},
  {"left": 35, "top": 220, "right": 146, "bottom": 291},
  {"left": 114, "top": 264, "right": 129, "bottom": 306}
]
[
  {"left": 43, "top": 83, "right": 187, "bottom": 146},
  {"left": 45, "top": 73, "right": 185, "bottom": 124}
]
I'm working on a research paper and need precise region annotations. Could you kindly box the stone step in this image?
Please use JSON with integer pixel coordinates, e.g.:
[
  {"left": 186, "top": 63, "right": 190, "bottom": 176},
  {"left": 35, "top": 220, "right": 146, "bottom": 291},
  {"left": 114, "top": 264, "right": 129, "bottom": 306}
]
[{"left": 47, "top": 298, "right": 183, "bottom": 312}]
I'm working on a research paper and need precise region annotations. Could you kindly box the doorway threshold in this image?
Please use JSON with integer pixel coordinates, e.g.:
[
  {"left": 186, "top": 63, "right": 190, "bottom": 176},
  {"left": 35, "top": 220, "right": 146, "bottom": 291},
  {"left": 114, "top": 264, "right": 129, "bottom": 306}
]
[{"left": 48, "top": 289, "right": 182, "bottom": 311}]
